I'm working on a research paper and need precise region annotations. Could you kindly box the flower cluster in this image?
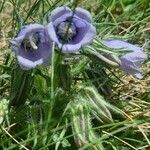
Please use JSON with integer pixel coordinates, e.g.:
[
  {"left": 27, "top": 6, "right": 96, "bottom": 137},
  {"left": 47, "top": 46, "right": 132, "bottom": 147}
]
[
  {"left": 11, "top": 6, "right": 96, "bottom": 70},
  {"left": 11, "top": 6, "right": 147, "bottom": 78}
]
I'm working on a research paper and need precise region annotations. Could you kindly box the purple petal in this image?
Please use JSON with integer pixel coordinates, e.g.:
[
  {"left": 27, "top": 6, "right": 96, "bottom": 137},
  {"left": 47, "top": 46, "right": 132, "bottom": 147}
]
[
  {"left": 70, "top": 16, "right": 96, "bottom": 45},
  {"left": 57, "top": 43, "right": 81, "bottom": 53},
  {"left": 102, "top": 39, "right": 147, "bottom": 78},
  {"left": 11, "top": 24, "right": 45, "bottom": 53},
  {"left": 122, "top": 50, "right": 146, "bottom": 64},
  {"left": 52, "top": 13, "right": 72, "bottom": 27},
  {"left": 11, "top": 36, "right": 24, "bottom": 53},
  {"left": 17, "top": 56, "right": 43, "bottom": 70},
  {"left": 73, "top": 16, "right": 87, "bottom": 28},
  {"left": 80, "top": 24, "right": 96, "bottom": 46},
  {"left": 17, "top": 24, "right": 45, "bottom": 37},
  {"left": 47, "top": 22, "right": 59, "bottom": 43},
  {"left": 120, "top": 56, "right": 142, "bottom": 72},
  {"left": 72, "top": 18, "right": 96, "bottom": 46},
  {"left": 102, "top": 39, "right": 143, "bottom": 52},
  {"left": 75, "top": 7, "right": 92, "bottom": 23},
  {"left": 38, "top": 30, "right": 52, "bottom": 64},
  {"left": 50, "top": 6, "right": 72, "bottom": 22},
  {"left": 69, "top": 16, "right": 89, "bottom": 44}
]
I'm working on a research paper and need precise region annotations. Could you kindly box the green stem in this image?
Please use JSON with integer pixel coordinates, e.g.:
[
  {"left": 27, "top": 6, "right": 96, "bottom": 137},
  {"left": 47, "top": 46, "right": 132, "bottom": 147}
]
[
  {"left": 51, "top": 42, "right": 55, "bottom": 100},
  {"left": 44, "top": 42, "right": 55, "bottom": 144}
]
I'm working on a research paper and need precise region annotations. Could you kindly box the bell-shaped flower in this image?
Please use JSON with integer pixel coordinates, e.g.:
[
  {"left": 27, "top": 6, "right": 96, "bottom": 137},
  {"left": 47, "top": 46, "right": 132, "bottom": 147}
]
[
  {"left": 11, "top": 24, "right": 52, "bottom": 70},
  {"left": 102, "top": 39, "right": 147, "bottom": 79},
  {"left": 47, "top": 6, "right": 96, "bottom": 53}
]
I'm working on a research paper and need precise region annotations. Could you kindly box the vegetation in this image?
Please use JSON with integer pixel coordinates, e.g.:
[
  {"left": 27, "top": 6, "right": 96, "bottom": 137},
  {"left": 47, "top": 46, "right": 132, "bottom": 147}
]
[{"left": 0, "top": 0, "right": 149, "bottom": 149}]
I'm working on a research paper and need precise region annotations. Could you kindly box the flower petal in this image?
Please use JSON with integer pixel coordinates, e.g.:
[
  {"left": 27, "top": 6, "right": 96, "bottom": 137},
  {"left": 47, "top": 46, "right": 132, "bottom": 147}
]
[
  {"left": 75, "top": 7, "right": 92, "bottom": 23},
  {"left": 38, "top": 31, "right": 52, "bottom": 64},
  {"left": 50, "top": 6, "right": 72, "bottom": 22},
  {"left": 122, "top": 50, "right": 146, "bottom": 64},
  {"left": 57, "top": 43, "right": 81, "bottom": 53},
  {"left": 47, "top": 22, "right": 59, "bottom": 43},
  {"left": 102, "top": 39, "right": 143, "bottom": 52},
  {"left": 73, "top": 16, "right": 87, "bottom": 28},
  {"left": 120, "top": 56, "right": 143, "bottom": 77},
  {"left": 70, "top": 16, "right": 96, "bottom": 45},
  {"left": 17, "top": 24, "right": 44, "bottom": 37},
  {"left": 52, "top": 13, "right": 72, "bottom": 27},
  {"left": 10, "top": 36, "right": 24, "bottom": 53},
  {"left": 80, "top": 24, "right": 96, "bottom": 46},
  {"left": 17, "top": 56, "right": 43, "bottom": 70}
]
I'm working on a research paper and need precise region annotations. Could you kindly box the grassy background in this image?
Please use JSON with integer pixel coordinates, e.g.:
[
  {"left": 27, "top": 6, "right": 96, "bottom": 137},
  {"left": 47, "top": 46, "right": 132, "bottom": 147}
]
[{"left": 0, "top": 0, "right": 150, "bottom": 149}]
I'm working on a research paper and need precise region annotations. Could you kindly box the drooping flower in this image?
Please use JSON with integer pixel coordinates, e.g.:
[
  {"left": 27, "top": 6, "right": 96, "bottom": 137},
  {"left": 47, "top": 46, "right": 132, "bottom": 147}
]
[
  {"left": 47, "top": 6, "right": 96, "bottom": 53},
  {"left": 102, "top": 39, "right": 147, "bottom": 79},
  {"left": 11, "top": 24, "right": 52, "bottom": 70}
]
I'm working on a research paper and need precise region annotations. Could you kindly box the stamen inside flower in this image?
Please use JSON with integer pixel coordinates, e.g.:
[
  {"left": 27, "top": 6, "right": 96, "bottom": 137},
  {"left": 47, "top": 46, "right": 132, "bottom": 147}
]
[
  {"left": 57, "top": 22, "right": 76, "bottom": 42},
  {"left": 29, "top": 36, "right": 38, "bottom": 50},
  {"left": 22, "top": 33, "right": 39, "bottom": 52}
]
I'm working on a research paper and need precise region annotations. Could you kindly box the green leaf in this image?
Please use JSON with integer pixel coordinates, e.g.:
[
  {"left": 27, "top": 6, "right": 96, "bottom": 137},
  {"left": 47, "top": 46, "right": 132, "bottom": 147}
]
[{"left": 9, "top": 65, "right": 33, "bottom": 107}]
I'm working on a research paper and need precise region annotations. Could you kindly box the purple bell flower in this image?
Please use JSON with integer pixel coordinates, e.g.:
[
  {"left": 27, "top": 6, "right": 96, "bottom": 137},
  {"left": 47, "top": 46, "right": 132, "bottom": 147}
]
[
  {"left": 11, "top": 24, "right": 52, "bottom": 70},
  {"left": 102, "top": 39, "right": 147, "bottom": 79},
  {"left": 47, "top": 6, "right": 96, "bottom": 53}
]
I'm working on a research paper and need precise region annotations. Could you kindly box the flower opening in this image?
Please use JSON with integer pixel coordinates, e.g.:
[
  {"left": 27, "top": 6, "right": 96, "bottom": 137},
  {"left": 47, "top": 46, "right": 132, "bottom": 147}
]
[
  {"left": 56, "top": 21, "right": 77, "bottom": 43},
  {"left": 11, "top": 24, "right": 52, "bottom": 70},
  {"left": 47, "top": 6, "right": 96, "bottom": 53}
]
